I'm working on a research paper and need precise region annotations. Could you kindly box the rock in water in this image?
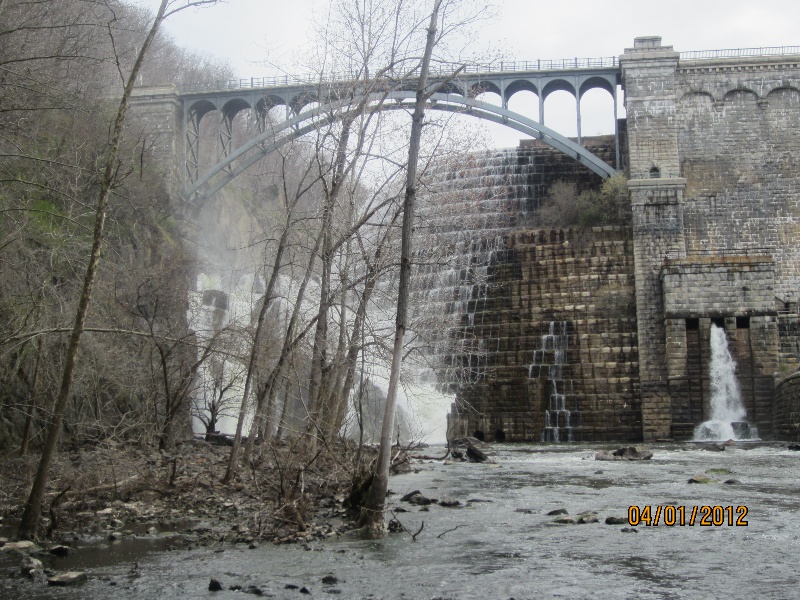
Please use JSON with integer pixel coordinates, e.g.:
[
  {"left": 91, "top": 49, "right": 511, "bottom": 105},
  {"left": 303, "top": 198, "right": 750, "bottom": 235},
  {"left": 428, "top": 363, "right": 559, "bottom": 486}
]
[
  {"left": 209, "top": 578, "right": 223, "bottom": 591},
  {"left": 21, "top": 556, "right": 43, "bottom": 579},
  {"left": 400, "top": 490, "right": 422, "bottom": 502},
  {"left": 466, "top": 445, "right": 489, "bottom": 463},
  {"left": 552, "top": 515, "right": 575, "bottom": 524},
  {"left": 613, "top": 446, "right": 653, "bottom": 460},
  {"left": 1, "top": 540, "right": 37, "bottom": 553},
  {"left": 703, "top": 443, "right": 726, "bottom": 452},
  {"left": 595, "top": 446, "right": 653, "bottom": 461},
  {"left": 576, "top": 512, "right": 599, "bottom": 524},
  {"left": 388, "top": 519, "right": 404, "bottom": 533},
  {"left": 401, "top": 490, "right": 434, "bottom": 505},
  {"left": 48, "top": 572, "right": 88, "bottom": 586},
  {"left": 438, "top": 497, "right": 461, "bottom": 507},
  {"left": 688, "top": 474, "right": 714, "bottom": 484},
  {"left": 49, "top": 545, "right": 70, "bottom": 557}
]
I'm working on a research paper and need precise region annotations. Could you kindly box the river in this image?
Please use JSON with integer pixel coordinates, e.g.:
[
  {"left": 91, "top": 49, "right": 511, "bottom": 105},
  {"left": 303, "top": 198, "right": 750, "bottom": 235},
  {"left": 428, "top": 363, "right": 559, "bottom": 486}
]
[{"left": 3, "top": 442, "right": 799, "bottom": 599}]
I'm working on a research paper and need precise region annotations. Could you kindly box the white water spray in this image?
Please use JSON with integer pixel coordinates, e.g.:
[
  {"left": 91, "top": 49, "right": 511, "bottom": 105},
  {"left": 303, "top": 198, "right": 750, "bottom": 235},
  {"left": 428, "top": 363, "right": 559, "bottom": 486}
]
[{"left": 693, "top": 324, "right": 757, "bottom": 441}]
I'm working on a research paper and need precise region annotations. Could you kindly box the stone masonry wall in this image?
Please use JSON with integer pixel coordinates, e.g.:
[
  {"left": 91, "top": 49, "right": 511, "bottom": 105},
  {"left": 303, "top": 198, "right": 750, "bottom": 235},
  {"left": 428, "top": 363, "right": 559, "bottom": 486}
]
[
  {"left": 661, "top": 256, "right": 776, "bottom": 318},
  {"left": 675, "top": 57, "right": 800, "bottom": 304},
  {"left": 774, "top": 371, "right": 800, "bottom": 441},
  {"left": 129, "top": 86, "right": 184, "bottom": 206},
  {"left": 447, "top": 227, "right": 641, "bottom": 443}
]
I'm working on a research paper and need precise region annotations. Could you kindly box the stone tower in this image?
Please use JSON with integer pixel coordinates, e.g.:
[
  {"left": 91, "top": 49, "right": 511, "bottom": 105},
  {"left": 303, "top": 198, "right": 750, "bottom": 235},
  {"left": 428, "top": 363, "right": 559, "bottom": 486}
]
[{"left": 620, "top": 36, "right": 687, "bottom": 441}]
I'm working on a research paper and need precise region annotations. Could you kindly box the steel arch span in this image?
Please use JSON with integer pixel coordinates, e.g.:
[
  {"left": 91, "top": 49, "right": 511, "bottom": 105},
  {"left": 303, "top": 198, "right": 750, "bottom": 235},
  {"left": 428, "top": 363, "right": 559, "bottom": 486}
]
[{"left": 182, "top": 91, "right": 618, "bottom": 206}]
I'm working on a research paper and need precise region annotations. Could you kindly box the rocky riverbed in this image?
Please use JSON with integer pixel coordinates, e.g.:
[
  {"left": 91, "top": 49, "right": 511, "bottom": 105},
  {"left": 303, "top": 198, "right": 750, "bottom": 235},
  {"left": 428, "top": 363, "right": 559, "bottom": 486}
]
[{"left": 2, "top": 441, "right": 800, "bottom": 598}]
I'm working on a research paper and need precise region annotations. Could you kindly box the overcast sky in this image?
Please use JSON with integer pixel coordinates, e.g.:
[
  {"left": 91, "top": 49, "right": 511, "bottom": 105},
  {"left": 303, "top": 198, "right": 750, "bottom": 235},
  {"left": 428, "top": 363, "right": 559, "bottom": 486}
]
[{"left": 137, "top": 0, "right": 800, "bottom": 147}]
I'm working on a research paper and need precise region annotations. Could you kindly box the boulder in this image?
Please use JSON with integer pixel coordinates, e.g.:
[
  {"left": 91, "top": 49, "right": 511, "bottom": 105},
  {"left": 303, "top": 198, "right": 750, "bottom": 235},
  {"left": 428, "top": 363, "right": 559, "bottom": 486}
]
[
  {"left": 576, "top": 511, "right": 599, "bottom": 524},
  {"left": 1, "top": 540, "right": 37, "bottom": 553},
  {"left": 449, "top": 437, "right": 488, "bottom": 449},
  {"left": 552, "top": 515, "right": 575, "bottom": 524},
  {"left": 465, "top": 445, "right": 490, "bottom": 463},
  {"left": 409, "top": 494, "right": 434, "bottom": 506},
  {"left": 438, "top": 498, "right": 461, "bottom": 508},
  {"left": 21, "top": 556, "right": 43, "bottom": 579},
  {"left": 688, "top": 474, "right": 715, "bottom": 484},
  {"left": 703, "top": 443, "right": 726, "bottom": 452},
  {"left": 48, "top": 571, "right": 88, "bottom": 586},
  {"left": 401, "top": 491, "right": 434, "bottom": 506},
  {"left": 388, "top": 519, "right": 404, "bottom": 533},
  {"left": 546, "top": 508, "right": 568, "bottom": 516},
  {"left": 400, "top": 490, "right": 422, "bottom": 502},
  {"left": 49, "top": 545, "right": 70, "bottom": 557},
  {"left": 209, "top": 578, "right": 223, "bottom": 591},
  {"left": 605, "top": 516, "right": 628, "bottom": 525},
  {"left": 595, "top": 446, "right": 653, "bottom": 461}
]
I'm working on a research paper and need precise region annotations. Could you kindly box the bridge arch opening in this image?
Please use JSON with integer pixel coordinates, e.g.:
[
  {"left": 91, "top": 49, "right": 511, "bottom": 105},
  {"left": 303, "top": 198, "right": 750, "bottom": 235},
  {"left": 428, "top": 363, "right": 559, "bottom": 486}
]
[
  {"left": 257, "top": 102, "right": 291, "bottom": 134},
  {"left": 470, "top": 81, "right": 502, "bottom": 98},
  {"left": 579, "top": 87, "right": 616, "bottom": 136},
  {"left": 504, "top": 79, "right": 539, "bottom": 103},
  {"left": 507, "top": 89, "right": 540, "bottom": 122},
  {"left": 543, "top": 89, "right": 578, "bottom": 137}
]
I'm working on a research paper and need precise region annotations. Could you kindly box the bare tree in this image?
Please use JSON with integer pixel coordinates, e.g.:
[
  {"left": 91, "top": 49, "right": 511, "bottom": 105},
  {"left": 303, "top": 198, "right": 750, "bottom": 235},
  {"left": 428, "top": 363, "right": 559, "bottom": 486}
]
[
  {"left": 357, "top": 0, "right": 444, "bottom": 534},
  {"left": 16, "top": 0, "right": 221, "bottom": 541}
]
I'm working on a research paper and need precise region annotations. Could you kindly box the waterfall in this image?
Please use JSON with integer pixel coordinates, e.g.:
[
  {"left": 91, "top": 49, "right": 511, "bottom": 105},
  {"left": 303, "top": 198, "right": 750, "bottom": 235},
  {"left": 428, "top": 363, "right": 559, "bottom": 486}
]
[
  {"left": 413, "top": 150, "right": 531, "bottom": 396},
  {"left": 693, "top": 323, "right": 758, "bottom": 441},
  {"left": 528, "top": 321, "right": 581, "bottom": 442}
]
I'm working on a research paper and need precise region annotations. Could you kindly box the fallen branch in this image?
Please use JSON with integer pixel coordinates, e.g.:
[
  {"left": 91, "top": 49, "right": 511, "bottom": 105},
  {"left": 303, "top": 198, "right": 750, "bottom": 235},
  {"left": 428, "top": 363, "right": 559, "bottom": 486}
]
[
  {"left": 389, "top": 510, "right": 424, "bottom": 541},
  {"left": 44, "top": 474, "right": 141, "bottom": 500},
  {"left": 436, "top": 524, "right": 465, "bottom": 539}
]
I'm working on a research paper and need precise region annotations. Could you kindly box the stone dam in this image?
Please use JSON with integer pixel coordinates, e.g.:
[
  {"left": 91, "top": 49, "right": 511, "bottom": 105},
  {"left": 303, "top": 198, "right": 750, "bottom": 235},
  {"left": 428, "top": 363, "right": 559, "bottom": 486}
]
[{"left": 423, "top": 37, "right": 800, "bottom": 443}]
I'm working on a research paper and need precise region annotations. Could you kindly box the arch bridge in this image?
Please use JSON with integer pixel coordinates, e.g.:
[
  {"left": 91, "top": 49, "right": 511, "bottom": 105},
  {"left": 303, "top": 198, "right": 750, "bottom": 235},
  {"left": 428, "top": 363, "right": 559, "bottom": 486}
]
[{"left": 176, "top": 58, "right": 623, "bottom": 204}]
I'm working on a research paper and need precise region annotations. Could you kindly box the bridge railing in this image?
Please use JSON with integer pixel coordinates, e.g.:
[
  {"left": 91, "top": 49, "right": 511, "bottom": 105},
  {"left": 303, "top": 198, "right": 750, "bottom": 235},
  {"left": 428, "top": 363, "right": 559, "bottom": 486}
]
[
  {"left": 180, "top": 56, "right": 621, "bottom": 94},
  {"left": 680, "top": 46, "right": 800, "bottom": 60},
  {"left": 434, "top": 56, "right": 620, "bottom": 74},
  {"left": 180, "top": 47, "right": 800, "bottom": 94}
]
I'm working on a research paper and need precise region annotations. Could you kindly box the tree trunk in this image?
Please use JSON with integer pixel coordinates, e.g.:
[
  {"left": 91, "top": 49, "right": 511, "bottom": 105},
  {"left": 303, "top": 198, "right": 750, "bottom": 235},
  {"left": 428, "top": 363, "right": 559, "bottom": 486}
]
[
  {"left": 19, "top": 337, "right": 43, "bottom": 457},
  {"left": 17, "top": 0, "right": 174, "bottom": 540},
  {"left": 233, "top": 221, "right": 325, "bottom": 473},
  {"left": 305, "top": 118, "right": 354, "bottom": 447},
  {"left": 358, "top": 0, "right": 441, "bottom": 535},
  {"left": 222, "top": 223, "right": 291, "bottom": 483}
]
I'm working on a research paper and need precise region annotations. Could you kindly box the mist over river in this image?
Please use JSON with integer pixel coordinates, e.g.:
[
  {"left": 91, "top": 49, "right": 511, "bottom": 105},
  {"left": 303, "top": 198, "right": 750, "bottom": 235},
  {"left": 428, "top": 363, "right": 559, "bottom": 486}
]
[{"left": 4, "top": 443, "right": 799, "bottom": 599}]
